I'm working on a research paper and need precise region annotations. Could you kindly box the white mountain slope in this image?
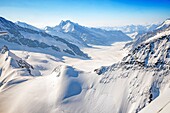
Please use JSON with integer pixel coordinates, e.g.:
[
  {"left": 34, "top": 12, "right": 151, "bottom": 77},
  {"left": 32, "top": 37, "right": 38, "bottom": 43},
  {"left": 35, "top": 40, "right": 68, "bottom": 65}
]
[
  {"left": 0, "top": 46, "right": 40, "bottom": 91},
  {"left": 139, "top": 87, "right": 170, "bottom": 113},
  {"left": 15, "top": 21, "right": 41, "bottom": 32},
  {"left": 0, "top": 45, "right": 98, "bottom": 113},
  {"left": 44, "top": 20, "right": 132, "bottom": 46},
  {"left": 156, "top": 18, "right": 170, "bottom": 30},
  {"left": 0, "top": 17, "right": 88, "bottom": 58}
]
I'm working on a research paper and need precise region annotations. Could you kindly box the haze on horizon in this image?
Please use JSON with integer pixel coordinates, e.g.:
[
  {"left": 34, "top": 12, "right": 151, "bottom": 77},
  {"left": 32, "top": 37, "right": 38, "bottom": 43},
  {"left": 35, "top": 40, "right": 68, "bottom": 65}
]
[{"left": 0, "top": 0, "right": 170, "bottom": 28}]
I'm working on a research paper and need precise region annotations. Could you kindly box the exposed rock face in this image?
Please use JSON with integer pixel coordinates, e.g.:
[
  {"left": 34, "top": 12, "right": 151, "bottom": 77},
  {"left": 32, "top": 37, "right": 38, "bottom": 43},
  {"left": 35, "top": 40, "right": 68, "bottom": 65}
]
[{"left": 94, "top": 24, "right": 170, "bottom": 113}]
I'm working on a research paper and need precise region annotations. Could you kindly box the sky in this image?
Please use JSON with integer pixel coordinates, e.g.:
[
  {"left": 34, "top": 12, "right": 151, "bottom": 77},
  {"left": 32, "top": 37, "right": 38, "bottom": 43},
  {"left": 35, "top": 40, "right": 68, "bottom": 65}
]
[{"left": 0, "top": 0, "right": 170, "bottom": 28}]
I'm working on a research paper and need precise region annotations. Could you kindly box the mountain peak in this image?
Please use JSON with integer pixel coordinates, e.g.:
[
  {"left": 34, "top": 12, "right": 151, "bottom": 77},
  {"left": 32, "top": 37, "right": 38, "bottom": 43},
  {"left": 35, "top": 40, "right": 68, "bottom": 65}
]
[
  {"left": 58, "top": 20, "right": 76, "bottom": 32},
  {"left": 59, "top": 20, "right": 75, "bottom": 27}
]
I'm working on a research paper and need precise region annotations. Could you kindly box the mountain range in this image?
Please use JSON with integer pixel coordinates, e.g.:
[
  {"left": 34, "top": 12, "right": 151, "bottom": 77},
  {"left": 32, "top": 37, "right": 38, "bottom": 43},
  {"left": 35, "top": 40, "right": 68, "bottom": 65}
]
[
  {"left": 44, "top": 20, "right": 132, "bottom": 46},
  {"left": 0, "top": 17, "right": 170, "bottom": 113},
  {"left": 0, "top": 17, "right": 89, "bottom": 58},
  {"left": 101, "top": 24, "right": 159, "bottom": 39}
]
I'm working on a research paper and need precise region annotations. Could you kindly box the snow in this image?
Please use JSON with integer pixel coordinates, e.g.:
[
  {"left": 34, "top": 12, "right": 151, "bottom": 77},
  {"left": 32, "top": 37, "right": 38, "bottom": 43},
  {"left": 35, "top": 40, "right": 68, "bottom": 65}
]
[
  {"left": 44, "top": 20, "right": 131, "bottom": 46},
  {"left": 139, "top": 86, "right": 170, "bottom": 113},
  {"left": 101, "top": 24, "right": 158, "bottom": 35},
  {"left": 0, "top": 41, "right": 129, "bottom": 113},
  {"left": 1, "top": 17, "right": 170, "bottom": 113},
  {"left": 63, "top": 42, "right": 128, "bottom": 72},
  {"left": 144, "top": 30, "right": 170, "bottom": 43},
  {"left": 126, "top": 32, "right": 138, "bottom": 39},
  {"left": 62, "top": 22, "right": 75, "bottom": 32},
  {"left": 1, "top": 36, "right": 170, "bottom": 113},
  {"left": 15, "top": 21, "right": 41, "bottom": 31},
  {"left": 156, "top": 19, "right": 170, "bottom": 30}
]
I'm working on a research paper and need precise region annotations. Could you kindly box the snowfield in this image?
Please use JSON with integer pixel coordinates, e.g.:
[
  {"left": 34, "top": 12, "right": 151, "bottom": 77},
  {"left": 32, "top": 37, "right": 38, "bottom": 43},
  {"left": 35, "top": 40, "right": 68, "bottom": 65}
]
[
  {"left": 0, "top": 42, "right": 129, "bottom": 113},
  {"left": 63, "top": 42, "right": 128, "bottom": 72}
]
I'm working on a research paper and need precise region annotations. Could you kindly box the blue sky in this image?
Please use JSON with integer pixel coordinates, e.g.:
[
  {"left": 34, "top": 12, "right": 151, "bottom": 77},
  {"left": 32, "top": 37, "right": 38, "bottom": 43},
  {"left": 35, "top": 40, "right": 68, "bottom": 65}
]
[{"left": 0, "top": 0, "right": 170, "bottom": 28}]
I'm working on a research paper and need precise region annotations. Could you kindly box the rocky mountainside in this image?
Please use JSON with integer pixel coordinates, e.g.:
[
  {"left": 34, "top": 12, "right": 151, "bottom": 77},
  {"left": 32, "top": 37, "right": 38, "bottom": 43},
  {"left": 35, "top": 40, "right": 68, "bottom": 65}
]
[
  {"left": 0, "top": 17, "right": 88, "bottom": 58},
  {"left": 95, "top": 21, "right": 170, "bottom": 113}
]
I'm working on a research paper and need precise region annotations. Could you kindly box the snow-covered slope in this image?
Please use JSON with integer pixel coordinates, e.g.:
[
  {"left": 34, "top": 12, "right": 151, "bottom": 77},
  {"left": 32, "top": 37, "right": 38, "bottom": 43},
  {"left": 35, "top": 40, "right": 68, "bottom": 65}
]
[
  {"left": 15, "top": 21, "right": 41, "bottom": 32},
  {"left": 95, "top": 27, "right": 170, "bottom": 113},
  {"left": 156, "top": 18, "right": 170, "bottom": 30},
  {"left": 139, "top": 86, "right": 170, "bottom": 113},
  {"left": 0, "top": 46, "right": 40, "bottom": 91},
  {"left": 0, "top": 17, "right": 88, "bottom": 58},
  {"left": 45, "top": 20, "right": 132, "bottom": 46}
]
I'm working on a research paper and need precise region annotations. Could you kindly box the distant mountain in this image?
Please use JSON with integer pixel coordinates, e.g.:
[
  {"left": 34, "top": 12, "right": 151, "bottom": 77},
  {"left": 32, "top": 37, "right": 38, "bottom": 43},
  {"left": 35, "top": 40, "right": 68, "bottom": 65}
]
[
  {"left": 101, "top": 24, "right": 158, "bottom": 39},
  {"left": 0, "top": 17, "right": 89, "bottom": 58},
  {"left": 125, "top": 19, "right": 170, "bottom": 51},
  {"left": 44, "top": 20, "right": 132, "bottom": 46}
]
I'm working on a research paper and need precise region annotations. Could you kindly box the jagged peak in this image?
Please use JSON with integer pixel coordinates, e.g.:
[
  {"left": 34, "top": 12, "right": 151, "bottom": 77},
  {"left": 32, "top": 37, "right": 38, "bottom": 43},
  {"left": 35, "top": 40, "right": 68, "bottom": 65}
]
[{"left": 57, "top": 20, "right": 76, "bottom": 32}]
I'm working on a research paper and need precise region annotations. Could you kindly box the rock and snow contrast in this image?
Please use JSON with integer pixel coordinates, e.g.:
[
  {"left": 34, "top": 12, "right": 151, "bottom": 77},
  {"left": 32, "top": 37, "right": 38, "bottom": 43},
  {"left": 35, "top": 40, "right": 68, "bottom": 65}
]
[
  {"left": 0, "top": 17, "right": 89, "bottom": 58},
  {"left": 0, "top": 17, "right": 170, "bottom": 113},
  {"left": 44, "top": 20, "right": 132, "bottom": 46}
]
